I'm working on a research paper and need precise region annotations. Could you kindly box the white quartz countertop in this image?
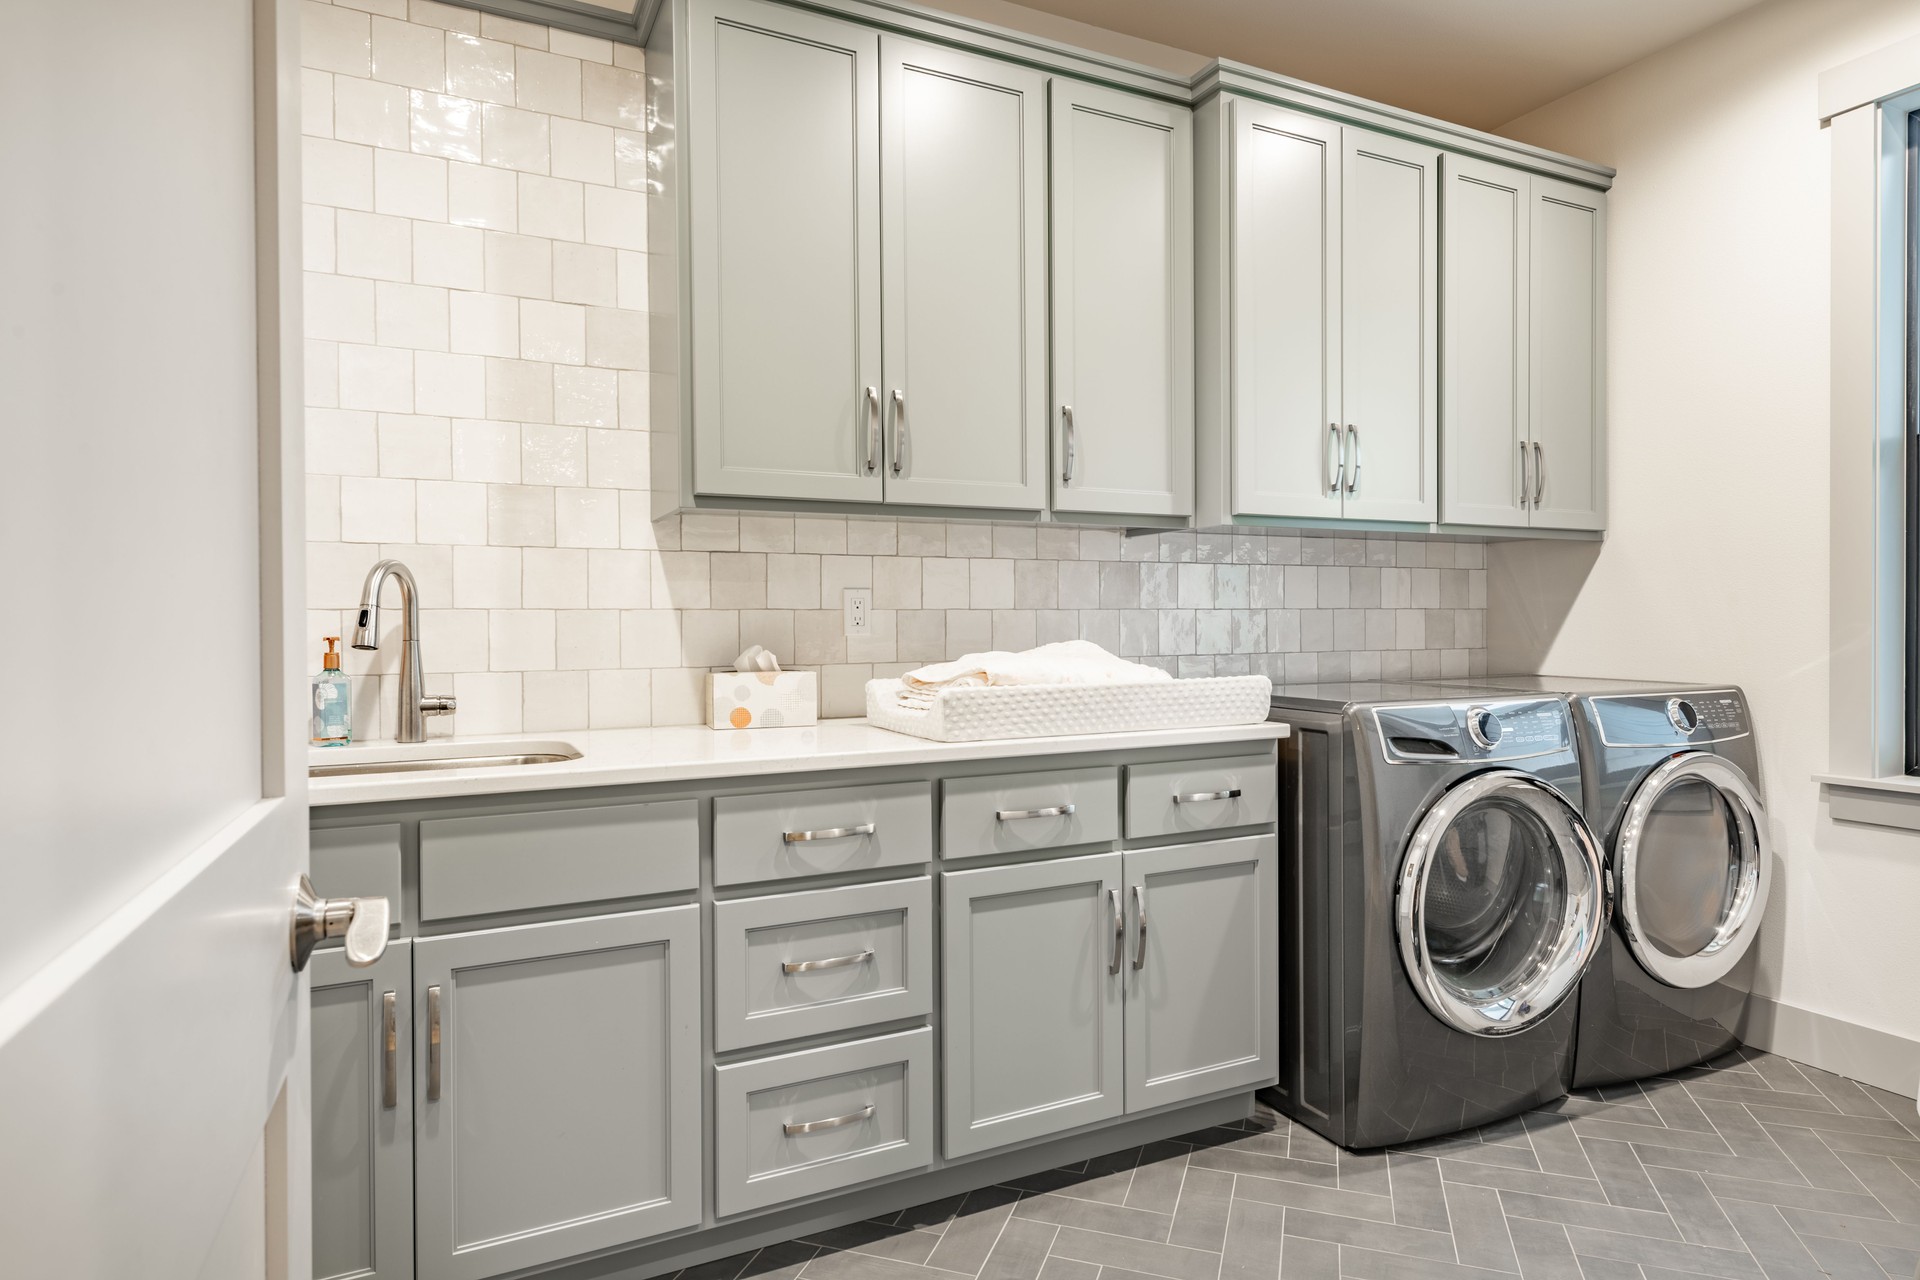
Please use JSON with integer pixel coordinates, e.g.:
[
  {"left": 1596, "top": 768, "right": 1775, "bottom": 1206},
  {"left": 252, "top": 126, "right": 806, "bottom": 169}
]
[{"left": 309, "top": 718, "right": 1289, "bottom": 807}]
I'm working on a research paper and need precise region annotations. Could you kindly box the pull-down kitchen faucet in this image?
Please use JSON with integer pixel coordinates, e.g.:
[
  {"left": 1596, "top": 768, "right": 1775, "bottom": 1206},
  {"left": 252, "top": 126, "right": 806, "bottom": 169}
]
[{"left": 352, "top": 559, "right": 457, "bottom": 744}]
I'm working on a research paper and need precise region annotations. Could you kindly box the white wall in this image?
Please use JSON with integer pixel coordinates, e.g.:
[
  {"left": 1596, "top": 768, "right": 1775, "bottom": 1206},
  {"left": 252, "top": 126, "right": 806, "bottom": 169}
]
[{"left": 1491, "top": 0, "right": 1920, "bottom": 1087}]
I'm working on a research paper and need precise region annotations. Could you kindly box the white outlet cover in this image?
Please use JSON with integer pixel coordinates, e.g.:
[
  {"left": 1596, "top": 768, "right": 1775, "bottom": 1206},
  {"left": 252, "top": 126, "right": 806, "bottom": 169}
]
[{"left": 843, "top": 587, "right": 871, "bottom": 636}]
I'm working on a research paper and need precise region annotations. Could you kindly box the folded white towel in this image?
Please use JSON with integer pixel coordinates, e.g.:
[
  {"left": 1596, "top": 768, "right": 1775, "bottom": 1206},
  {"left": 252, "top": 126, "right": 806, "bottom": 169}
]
[{"left": 901, "top": 640, "right": 1172, "bottom": 695}]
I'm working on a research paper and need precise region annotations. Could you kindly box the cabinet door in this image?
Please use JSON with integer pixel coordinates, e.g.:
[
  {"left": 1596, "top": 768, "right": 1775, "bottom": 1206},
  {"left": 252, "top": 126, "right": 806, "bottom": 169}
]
[
  {"left": 1050, "top": 82, "right": 1194, "bottom": 519},
  {"left": 1123, "top": 836, "right": 1277, "bottom": 1113},
  {"left": 688, "top": 0, "right": 882, "bottom": 503},
  {"left": 1228, "top": 99, "right": 1343, "bottom": 519},
  {"left": 312, "top": 943, "right": 413, "bottom": 1280},
  {"left": 1440, "top": 155, "right": 1531, "bottom": 529},
  {"left": 942, "top": 852, "right": 1124, "bottom": 1157},
  {"left": 879, "top": 38, "right": 1046, "bottom": 510},
  {"left": 1340, "top": 129, "right": 1438, "bottom": 523},
  {"left": 414, "top": 908, "right": 701, "bottom": 1280},
  {"left": 1529, "top": 177, "right": 1607, "bottom": 531}
]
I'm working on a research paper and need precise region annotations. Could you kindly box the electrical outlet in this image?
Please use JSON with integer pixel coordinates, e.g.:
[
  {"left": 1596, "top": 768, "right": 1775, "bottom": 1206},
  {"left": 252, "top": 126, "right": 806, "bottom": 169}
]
[{"left": 843, "top": 587, "right": 872, "bottom": 637}]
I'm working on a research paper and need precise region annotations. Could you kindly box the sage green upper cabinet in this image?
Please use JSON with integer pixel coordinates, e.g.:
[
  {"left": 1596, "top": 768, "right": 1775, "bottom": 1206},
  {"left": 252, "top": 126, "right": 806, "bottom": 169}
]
[
  {"left": 880, "top": 39, "right": 1048, "bottom": 510},
  {"left": 688, "top": 0, "right": 882, "bottom": 504},
  {"left": 1439, "top": 158, "right": 1607, "bottom": 531},
  {"left": 1050, "top": 82, "right": 1194, "bottom": 521},
  {"left": 1196, "top": 99, "right": 1436, "bottom": 526}
]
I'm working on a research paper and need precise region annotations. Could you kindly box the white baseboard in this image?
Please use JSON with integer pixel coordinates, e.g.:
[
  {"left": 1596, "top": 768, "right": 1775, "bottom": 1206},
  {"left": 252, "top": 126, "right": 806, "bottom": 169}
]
[{"left": 1740, "top": 994, "right": 1920, "bottom": 1101}]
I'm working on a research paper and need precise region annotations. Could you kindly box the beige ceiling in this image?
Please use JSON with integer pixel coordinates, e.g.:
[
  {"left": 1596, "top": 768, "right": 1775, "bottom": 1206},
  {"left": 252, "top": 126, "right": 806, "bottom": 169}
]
[{"left": 949, "top": 0, "right": 1771, "bottom": 129}]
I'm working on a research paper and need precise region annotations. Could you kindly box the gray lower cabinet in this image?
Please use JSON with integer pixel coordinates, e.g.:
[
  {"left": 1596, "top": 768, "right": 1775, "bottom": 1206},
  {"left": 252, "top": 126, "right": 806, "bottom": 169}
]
[
  {"left": 312, "top": 943, "right": 413, "bottom": 1280},
  {"left": 1123, "top": 836, "right": 1279, "bottom": 1111},
  {"left": 412, "top": 907, "right": 702, "bottom": 1280},
  {"left": 941, "top": 852, "right": 1125, "bottom": 1157}
]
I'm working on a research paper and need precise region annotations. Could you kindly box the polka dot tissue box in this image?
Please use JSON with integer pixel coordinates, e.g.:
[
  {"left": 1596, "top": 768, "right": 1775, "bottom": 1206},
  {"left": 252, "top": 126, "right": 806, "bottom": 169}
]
[{"left": 706, "top": 670, "right": 818, "bottom": 729}]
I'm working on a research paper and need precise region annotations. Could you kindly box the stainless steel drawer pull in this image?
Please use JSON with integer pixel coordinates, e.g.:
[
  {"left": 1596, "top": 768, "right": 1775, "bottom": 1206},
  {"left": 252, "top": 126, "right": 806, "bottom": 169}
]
[
  {"left": 1108, "top": 887, "right": 1124, "bottom": 975},
  {"left": 1532, "top": 442, "right": 1545, "bottom": 505},
  {"left": 782, "top": 949, "right": 874, "bottom": 975},
  {"left": 864, "top": 387, "right": 880, "bottom": 474},
  {"left": 892, "top": 389, "right": 906, "bottom": 476},
  {"left": 1519, "top": 441, "right": 1532, "bottom": 508},
  {"left": 381, "top": 990, "right": 398, "bottom": 1111},
  {"left": 1061, "top": 404, "right": 1077, "bottom": 484},
  {"left": 782, "top": 822, "right": 876, "bottom": 844},
  {"left": 1133, "top": 885, "right": 1148, "bottom": 970},
  {"left": 1344, "top": 425, "right": 1360, "bottom": 493},
  {"left": 425, "top": 984, "right": 442, "bottom": 1103},
  {"left": 1173, "top": 789, "right": 1242, "bottom": 804},
  {"left": 995, "top": 804, "right": 1075, "bottom": 822},
  {"left": 1326, "top": 422, "right": 1343, "bottom": 495},
  {"left": 783, "top": 1103, "right": 875, "bottom": 1137}
]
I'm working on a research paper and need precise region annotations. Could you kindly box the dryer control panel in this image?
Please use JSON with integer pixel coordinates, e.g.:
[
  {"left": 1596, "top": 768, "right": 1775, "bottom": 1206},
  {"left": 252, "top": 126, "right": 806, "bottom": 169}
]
[
  {"left": 1590, "top": 690, "right": 1749, "bottom": 747},
  {"left": 1372, "top": 698, "right": 1573, "bottom": 764}
]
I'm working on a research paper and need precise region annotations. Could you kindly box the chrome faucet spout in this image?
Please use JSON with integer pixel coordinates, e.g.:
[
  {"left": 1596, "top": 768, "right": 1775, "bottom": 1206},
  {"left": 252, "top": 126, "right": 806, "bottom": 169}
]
[{"left": 351, "top": 559, "right": 455, "bottom": 742}]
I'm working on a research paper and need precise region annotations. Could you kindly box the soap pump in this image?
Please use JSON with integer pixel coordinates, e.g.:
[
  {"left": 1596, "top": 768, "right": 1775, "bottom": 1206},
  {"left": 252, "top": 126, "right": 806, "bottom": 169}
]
[{"left": 311, "top": 636, "right": 352, "bottom": 747}]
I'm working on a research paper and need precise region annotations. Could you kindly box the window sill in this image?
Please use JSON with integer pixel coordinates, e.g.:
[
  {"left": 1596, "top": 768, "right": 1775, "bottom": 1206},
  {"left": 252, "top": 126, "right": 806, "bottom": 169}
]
[{"left": 1816, "top": 773, "right": 1920, "bottom": 830}]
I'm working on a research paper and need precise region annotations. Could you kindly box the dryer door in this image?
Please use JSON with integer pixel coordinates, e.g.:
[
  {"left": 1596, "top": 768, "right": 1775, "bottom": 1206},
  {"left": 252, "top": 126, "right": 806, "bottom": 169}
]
[
  {"left": 1614, "top": 752, "right": 1770, "bottom": 988},
  {"left": 1397, "top": 769, "right": 1607, "bottom": 1036}
]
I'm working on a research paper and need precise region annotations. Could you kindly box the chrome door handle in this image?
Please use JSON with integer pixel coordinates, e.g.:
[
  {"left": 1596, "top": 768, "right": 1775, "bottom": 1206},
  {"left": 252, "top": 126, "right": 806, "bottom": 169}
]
[
  {"left": 864, "top": 386, "right": 879, "bottom": 473},
  {"left": 1533, "top": 442, "right": 1545, "bottom": 505},
  {"left": 1519, "top": 441, "right": 1531, "bottom": 507},
  {"left": 381, "top": 991, "right": 398, "bottom": 1110},
  {"left": 426, "top": 984, "right": 442, "bottom": 1103},
  {"left": 996, "top": 804, "right": 1075, "bottom": 821},
  {"left": 1173, "top": 789, "right": 1242, "bottom": 804},
  {"left": 289, "top": 875, "right": 389, "bottom": 971},
  {"left": 1133, "top": 885, "right": 1147, "bottom": 970},
  {"left": 782, "top": 822, "right": 875, "bottom": 844},
  {"left": 783, "top": 1103, "right": 874, "bottom": 1137},
  {"left": 1344, "top": 425, "right": 1360, "bottom": 493},
  {"left": 1326, "top": 423, "right": 1343, "bottom": 495},
  {"left": 891, "top": 389, "right": 905, "bottom": 476},
  {"left": 1108, "top": 887, "right": 1123, "bottom": 975},
  {"left": 1061, "top": 405, "right": 1076, "bottom": 484},
  {"left": 782, "top": 949, "right": 874, "bottom": 975}
]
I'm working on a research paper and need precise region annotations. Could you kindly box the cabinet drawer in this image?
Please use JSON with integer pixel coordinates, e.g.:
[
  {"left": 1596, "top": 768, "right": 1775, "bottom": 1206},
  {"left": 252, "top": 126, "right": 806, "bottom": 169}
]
[
  {"left": 714, "top": 1028, "right": 933, "bottom": 1217},
  {"left": 713, "top": 877, "right": 932, "bottom": 1051},
  {"left": 713, "top": 782, "right": 932, "bottom": 885},
  {"left": 418, "top": 800, "right": 697, "bottom": 921},
  {"left": 1125, "top": 754, "right": 1278, "bottom": 838},
  {"left": 312, "top": 822, "right": 404, "bottom": 930},
  {"left": 941, "top": 767, "right": 1119, "bottom": 858}
]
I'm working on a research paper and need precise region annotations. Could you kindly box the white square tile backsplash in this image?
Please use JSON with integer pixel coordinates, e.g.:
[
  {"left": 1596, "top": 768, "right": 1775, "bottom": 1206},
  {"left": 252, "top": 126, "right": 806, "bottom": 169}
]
[{"left": 302, "top": 0, "right": 1488, "bottom": 740}]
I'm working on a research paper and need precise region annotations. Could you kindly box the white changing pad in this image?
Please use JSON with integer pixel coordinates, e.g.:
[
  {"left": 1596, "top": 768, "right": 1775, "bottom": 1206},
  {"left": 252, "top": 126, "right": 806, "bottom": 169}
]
[{"left": 865, "top": 675, "right": 1273, "bottom": 743}]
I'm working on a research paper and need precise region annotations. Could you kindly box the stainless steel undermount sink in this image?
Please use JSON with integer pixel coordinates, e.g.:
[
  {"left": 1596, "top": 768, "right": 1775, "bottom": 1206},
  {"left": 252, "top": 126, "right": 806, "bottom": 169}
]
[{"left": 309, "top": 741, "right": 582, "bottom": 779}]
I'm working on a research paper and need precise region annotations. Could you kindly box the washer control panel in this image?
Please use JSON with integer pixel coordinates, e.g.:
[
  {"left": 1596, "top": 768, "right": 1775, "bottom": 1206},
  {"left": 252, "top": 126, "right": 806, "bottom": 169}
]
[
  {"left": 1591, "top": 690, "right": 1748, "bottom": 747},
  {"left": 1374, "top": 698, "right": 1572, "bottom": 764}
]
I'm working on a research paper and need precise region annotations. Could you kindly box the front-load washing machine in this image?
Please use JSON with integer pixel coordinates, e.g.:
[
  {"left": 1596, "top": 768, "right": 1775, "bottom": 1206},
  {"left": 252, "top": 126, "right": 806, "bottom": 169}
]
[
  {"left": 1481, "top": 677, "right": 1772, "bottom": 1086},
  {"left": 1265, "top": 682, "right": 1608, "bottom": 1148}
]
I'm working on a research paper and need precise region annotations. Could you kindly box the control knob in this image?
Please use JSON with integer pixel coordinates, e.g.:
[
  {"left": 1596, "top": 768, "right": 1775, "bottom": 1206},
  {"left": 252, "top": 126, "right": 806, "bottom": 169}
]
[
  {"left": 1667, "top": 698, "right": 1699, "bottom": 734},
  {"left": 1466, "top": 706, "right": 1502, "bottom": 750}
]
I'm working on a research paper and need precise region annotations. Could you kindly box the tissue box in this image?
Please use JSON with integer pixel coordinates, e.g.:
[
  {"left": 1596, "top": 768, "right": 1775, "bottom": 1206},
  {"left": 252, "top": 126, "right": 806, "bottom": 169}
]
[{"left": 707, "top": 671, "right": 818, "bottom": 729}]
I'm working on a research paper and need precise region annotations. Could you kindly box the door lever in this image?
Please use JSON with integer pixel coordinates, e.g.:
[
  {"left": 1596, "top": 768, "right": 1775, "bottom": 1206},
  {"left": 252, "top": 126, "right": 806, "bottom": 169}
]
[{"left": 289, "top": 875, "right": 390, "bottom": 971}]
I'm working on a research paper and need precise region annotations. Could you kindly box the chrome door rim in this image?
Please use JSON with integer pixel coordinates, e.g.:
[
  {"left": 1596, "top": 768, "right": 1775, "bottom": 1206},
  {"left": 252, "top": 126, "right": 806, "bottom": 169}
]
[
  {"left": 1615, "top": 753, "right": 1770, "bottom": 988},
  {"left": 1396, "top": 769, "right": 1607, "bottom": 1037}
]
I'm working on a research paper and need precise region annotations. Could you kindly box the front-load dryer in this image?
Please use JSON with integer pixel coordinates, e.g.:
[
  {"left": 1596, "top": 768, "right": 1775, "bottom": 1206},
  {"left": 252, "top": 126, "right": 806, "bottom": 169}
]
[
  {"left": 1481, "top": 677, "right": 1771, "bottom": 1086},
  {"left": 1264, "top": 682, "right": 1608, "bottom": 1148}
]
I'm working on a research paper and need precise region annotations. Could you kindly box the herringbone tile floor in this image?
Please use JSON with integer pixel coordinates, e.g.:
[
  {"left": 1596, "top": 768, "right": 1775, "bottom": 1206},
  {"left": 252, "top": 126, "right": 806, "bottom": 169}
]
[{"left": 680, "top": 1048, "right": 1920, "bottom": 1280}]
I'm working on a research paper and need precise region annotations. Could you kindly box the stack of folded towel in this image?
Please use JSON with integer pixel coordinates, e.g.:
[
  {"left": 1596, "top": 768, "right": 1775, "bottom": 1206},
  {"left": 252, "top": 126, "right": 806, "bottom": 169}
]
[{"left": 892, "top": 640, "right": 1171, "bottom": 711}]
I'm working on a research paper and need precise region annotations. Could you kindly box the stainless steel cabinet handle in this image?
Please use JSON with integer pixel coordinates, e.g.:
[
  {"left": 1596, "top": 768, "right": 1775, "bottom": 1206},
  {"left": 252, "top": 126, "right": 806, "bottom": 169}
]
[
  {"left": 864, "top": 386, "right": 879, "bottom": 473},
  {"left": 995, "top": 804, "right": 1075, "bottom": 821},
  {"left": 1108, "top": 887, "right": 1123, "bottom": 975},
  {"left": 891, "top": 389, "right": 905, "bottom": 476},
  {"left": 1344, "top": 425, "right": 1360, "bottom": 493},
  {"left": 1519, "top": 441, "right": 1531, "bottom": 507},
  {"left": 1173, "top": 789, "right": 1242, "bottom": 804},
  {"left": 781, "top": 822, "right": 875, "bottom": 844},
  {"left": 1532, "top": 442, "right": 1545, "bottom": 505},
  {"left": 783, "top": 1103, "right": 874, "bottom": 1137},
  {"left": 381, "top": 991, "right": 397, "bottom": 1111},
  {"left": 1326, "top": 423, "right": 1343, "bottom": 495},
  {"left": 426, "top": 984, "right": 442, "bottom": 1103},
  {"left": 1061, "top": 405, "right": 1076, "bottom": 484},
  {"left": 1133, "top": 885, "right": 1147, "bottom": 970},
  {"left": 289, "top": 874, "right": 389, "bottom": 971},
  {"left": 782, "top": 949, "right": 874, "bottom": 975}
]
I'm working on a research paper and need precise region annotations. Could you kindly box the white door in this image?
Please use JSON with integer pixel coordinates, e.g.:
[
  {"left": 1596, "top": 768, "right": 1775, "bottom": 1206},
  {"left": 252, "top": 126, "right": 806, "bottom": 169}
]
[
  {"left": 0, "top": 1, "right": 315, "bottom": 1276},
  {"left": 1528, "top": 176, "right": 1609, "bottom": 531}
]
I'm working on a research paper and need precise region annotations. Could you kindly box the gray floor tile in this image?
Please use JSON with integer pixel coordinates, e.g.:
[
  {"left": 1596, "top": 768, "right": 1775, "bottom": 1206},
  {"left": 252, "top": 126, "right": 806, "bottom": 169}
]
[
  {"left": 1167, "top": 1167, "right": 1233, "bottom": 1253},
  {"left": 1505, "top": 1217, "right": 1582, "bottom": 1280},
  {"left": 1710, "top": 1199, "right": 1825, "bottom": 1280},
  {"left": 1759, "top": 1125, "right": 1869, "bottom": 1193},
  {"left": 1834, "top": 1150, "right": 1920, "bottom": 1225},
  {"left": 1444, "top": 1181, "right": 1521, "bottom": 1272},
  {"left": 1795, "top": 1233, "right": 1891, "bottom": 1280},
  {"left": 1013, "top": 1193, "right": 1173, "bottom": 1243},
  {"left": 1388, "top": 1153, "right": 1453, "bottom": 1233},
  {"left": 1126, "top": 1145, "right": 1192, "bottom": 1217},
  {"left": 1219, "top": 1196, "right": 1286, "bottom": 1280},
  {"left": 1192, "top": 1145, "right": 1346, "bottom": 1188},
  {"left": 1337, "top": 1245, "right": 1510, "bottom": 1278},
  {"left": 1634, "top": 1080, "right": 1719, "bottom": 1136},
  {"left": 1568, "top": 1138, "right": 1667, "bottom": 1213},
  {"left": 926, "top": 1188, "right": 1023, "bottom": 1274},
  {"left": 1232, "top": 1169, "right": 1397, "bottom": 1224},
  {"left": 1702, "top": 1170, "right": 1891, "bottom": 1219},
  {"left": 1521, "top": 1112, "right": 1601, "bottom": 1179},
  {"left": 1642, "top": 1167, "right": 1742, "bottom": 1250},
  {"left": 1277, "top": 1233, "right": 1337, "bottom": 1279},
  {"left": 976, "top": 1219, "right": 1057, "bottom": 1280},
  {"left": 1559, "top": 1226, "right": 1761, "bottom": 1280},
  {"left": 1046, "top": 1225, "right": 1222, "bottom": 1280},
  {"left": 800, "top": 1222, "right": 946, "bottom": 1267},
  {"left": 1436, "top": 1159, "right": 1609, "bottom": 1204},
  {"left": 1861, "top": 1241, "right": 1920, "bottom": 1277},
  {"left": 1035, "top": 1257, "right": 1098, "bottom": 1280},
  {"left": 1496, "top": 1189, "right": 1678, "bottom": 1241},
  {"left": 1279, "top": 1209, "right": 1454, "bottom": 1261}
]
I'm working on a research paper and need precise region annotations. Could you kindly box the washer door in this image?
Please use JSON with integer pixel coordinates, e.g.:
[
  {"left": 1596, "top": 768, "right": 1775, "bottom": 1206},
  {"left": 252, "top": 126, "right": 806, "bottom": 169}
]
[
  {"left": 1397, "top": 770, "right": 1607, "bottom": 1036},
  {"left": 1615, "top": 752, "right": 1770, "bottom": 988}
]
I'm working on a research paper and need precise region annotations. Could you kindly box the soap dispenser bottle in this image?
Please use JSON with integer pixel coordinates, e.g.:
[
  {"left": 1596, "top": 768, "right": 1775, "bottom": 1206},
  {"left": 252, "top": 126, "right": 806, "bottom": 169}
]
[{"left": 311, "top": 637, "right": 352, "bottom": 747}]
